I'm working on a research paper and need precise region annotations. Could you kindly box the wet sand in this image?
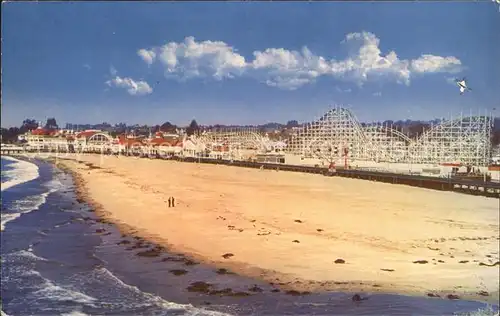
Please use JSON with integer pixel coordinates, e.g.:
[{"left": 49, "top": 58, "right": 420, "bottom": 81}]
[{"left": 38, "top": 153, "right": 499, "bottom": 304}]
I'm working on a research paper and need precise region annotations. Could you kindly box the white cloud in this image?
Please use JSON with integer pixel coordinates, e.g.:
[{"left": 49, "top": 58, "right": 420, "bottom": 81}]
[
  {"left": 110, "top": 65, "right": 118, "bottom": 76},
  {"left": 138, "top": 32, "right": 463, "bottom": 90},
  {"left": 411, "top": 55, "right": 462, "bottom": 74},
  {"left": 137, "top": 49, "right": 156, "bottom": 65},
  {"left": 106, "top": 76, "right": 153, "bottom": 96},
  {"left": 151, "top": 36, "right": 246, "bottom": 81},
  {"left": 373, "top": 91, "right": 382, "bottom": 97},
  {"left": 83, "top": 64, "right": 91, "bottom": 70}
]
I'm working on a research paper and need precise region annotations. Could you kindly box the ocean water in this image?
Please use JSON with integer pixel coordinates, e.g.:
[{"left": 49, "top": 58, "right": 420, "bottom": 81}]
[{"left": 1, "top": 156, "right": 498, "bottom": 316}]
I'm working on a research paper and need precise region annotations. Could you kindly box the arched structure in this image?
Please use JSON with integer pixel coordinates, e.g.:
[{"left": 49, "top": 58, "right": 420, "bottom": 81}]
[
  {"left": 87, "top": 133, "right": 113, "bottom": 145},
  {"left": 408, "top": 115, "right": 492, "bottom": 166},
  {"left": 286, "top": 105, "right": 493, "bottom": 166},
  {"left": 196, "top": 127, "right": 267, "bottom": 156}
]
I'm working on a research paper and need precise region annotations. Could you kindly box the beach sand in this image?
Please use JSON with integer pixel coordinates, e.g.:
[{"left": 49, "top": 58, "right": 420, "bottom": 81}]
[{"left": 41, "top": 153, "right": 499, "bottom": 303}]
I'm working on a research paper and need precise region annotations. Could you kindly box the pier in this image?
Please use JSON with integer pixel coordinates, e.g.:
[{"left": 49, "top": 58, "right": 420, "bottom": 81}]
[{"left": 0, "top": 145, "right": 25, "bottom": 155}]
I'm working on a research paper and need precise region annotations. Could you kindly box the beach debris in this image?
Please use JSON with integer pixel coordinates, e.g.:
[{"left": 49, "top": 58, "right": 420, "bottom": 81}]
[
  {"left": 477, "top": 291, "right": 489, "bottom": 296},
  {"left": 169, "top": 269, "right": 188, "bottom": 276},
  {"left": 292, "top": 240, "right": 300, "bottom": 243},
  {"left": 187, "top": 281, "right": 212, "bottom": 294},
  {"left": 294, "top": 219, "right": 303, "bottom": 223},
  {"left": 334, "top": 259, "right": 346, "bottom": 264},
  {"left": 438, "top": 260, "right": 445, "bottom": 263},
  {"left": 316, "top": 229, "right": 324, "bottom": 232},
  {"left": 372, "top": 284, "right": 381, "bottom": 288},
  {"left": 479, "top": 261, "right": 500, "bottom": 267},
  {"left": 257, "top": 228, "right": 271, "bottom": 236},
  {"left": 209, "top": 288, "right": 233, "bottom": 296},
  {"left": 285, "top": 290, "right": 311, "bottom": 296},
  {"left": 380, "top": 268, "right": 394, "bottom": 272},
  {"left": 217, "top": 216, "right": 227, "bottom": 221},
  {"left": 222, "top": 253, "right": 234, "bottom": 259},
  {"left": 248, "top": 285, "right": 263, "bottom": 293},
  {"left": 446, "top": 294, "right": 460, "bottom": 300},
  {"left": 458, "top": 260, "right": 469, "bottom": 264},
  {"left": 215, "top": 268, "right": 235, "bottom": 275},
  {"left": 125, "top": 241, "right": 150, "bottom": 250},
  {"left": 271, "top": 288, "right": 280, "bottom": 293},
  {"left": 136, "top": 247, "right": 163, "bottom": 257},
  {"left": 161, "top": 256, "right": 185, "bottom": 262},
  {"left": 412, "top": 260, "right": 429, "bottom": 264},
  {"left": 427, "top": 293, "right": 440, "bottom": 298},
  {"left": 117, "top": 240, "right": 131, "bottom": 245},
  {"left": 351, "top": 294, "right": 368, "bottom": 301},
  {"left": 184, "top": 259, "right": 199, "bottom": 266}
]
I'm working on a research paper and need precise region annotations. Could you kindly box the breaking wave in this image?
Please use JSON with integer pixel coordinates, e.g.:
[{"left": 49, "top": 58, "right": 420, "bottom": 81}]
[
  {"left": 1, "top": 164, "right": 63, "bottom": 231},
  {"left": 1, "top": 156, "right": 39, "bottom": 191}
]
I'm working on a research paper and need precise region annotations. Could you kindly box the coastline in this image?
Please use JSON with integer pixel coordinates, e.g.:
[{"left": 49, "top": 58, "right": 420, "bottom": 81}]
[{"left": 36, "top": 153, "right": 500, "bottom": 305}]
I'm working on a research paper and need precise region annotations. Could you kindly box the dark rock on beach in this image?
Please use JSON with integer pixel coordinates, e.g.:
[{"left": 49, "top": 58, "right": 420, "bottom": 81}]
[
  {"left": 446, "top": 294, "right": 460, "bottom": 300},
  {"left": 222, "top": 253, "right": 234, "bottom": 259},
  {"left": 334, "top": 259, "right": 345, "bottom": 264},
  {"left": 136, "top": 247, "right": 163, "bottom": 257},
  {"left": 352, "top": 294, "right": 368, "bottom": 301},
  {"left": 215, "top": 268, "right": 235, "bottom": 275},
  {"left": 187, "top": 281, "right": 212, "bottom": 294},
  {"left": 169, "top": 269, "right": 188, "bottom": 276},
  {"left": 248, "top": 285, "right": 263, "bottom": 293}
]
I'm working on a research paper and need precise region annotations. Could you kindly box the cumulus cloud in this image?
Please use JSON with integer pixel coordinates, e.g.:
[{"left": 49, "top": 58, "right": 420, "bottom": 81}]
[
  {"left": 137, "top": 32, "right": 463, "bottom": 90},
  {"left": 137, "top": 49, "right": 156, "bottom": 65},
  {"left": 411, "top": 55, "right": 462, "bottom": 74},
  {"left": 106, "top": 76, "right": 153, "bottom": 96}
]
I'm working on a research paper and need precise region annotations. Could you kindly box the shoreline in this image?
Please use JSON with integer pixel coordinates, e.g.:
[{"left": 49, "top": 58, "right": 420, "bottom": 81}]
[{"left": 38, "top": 153, "right": 499, "bottom": 305}]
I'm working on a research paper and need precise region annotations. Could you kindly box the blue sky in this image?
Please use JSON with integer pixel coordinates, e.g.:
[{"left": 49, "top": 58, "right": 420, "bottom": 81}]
[{"left": 2, "top": 2, "right": 499, "bottom": 127}]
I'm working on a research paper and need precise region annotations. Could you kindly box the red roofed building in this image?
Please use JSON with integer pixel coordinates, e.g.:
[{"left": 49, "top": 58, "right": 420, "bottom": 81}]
[{"left": 25, "top": 127, "right": 70, "bottom": 151}]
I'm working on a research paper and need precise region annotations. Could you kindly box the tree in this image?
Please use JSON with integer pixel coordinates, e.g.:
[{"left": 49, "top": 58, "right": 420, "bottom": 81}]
[
  {"left": 44, "top": 118, "right": 58, "bottom": 130},
  {"left": 286, "top": 120, "right": 299, "bottom": 128},
  {"left": 0, "top": 127, "right": 21, "bottom": 143},
  {"left": 21, "top": 119, "right": 38, "bottom": 132},
  {"left": 186, "top": 119, "right": 199, "bottom": 136},
  {"left": 160, "top": 121, "right": 177, "bottom": 133}
]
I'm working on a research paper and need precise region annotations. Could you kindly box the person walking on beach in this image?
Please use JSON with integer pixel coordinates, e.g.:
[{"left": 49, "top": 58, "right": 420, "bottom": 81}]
[
  {"left": 172, "top": 197, "right": 175, "bottom": 207},
  {"left": 168, "top": 197, "right": 172, "bottom": 208}
]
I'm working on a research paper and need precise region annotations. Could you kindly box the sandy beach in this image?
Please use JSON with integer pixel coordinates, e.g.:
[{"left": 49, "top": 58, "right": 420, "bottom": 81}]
[{"left": 39, "top": 153, "right": 499, "bottom": 303}]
